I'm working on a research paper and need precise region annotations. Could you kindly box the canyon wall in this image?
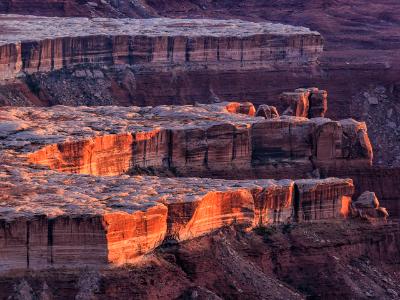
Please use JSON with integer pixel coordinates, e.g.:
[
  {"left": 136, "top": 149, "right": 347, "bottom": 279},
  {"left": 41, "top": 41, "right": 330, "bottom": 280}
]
[
  {"left": 328, "top": 168, "right": 400, "bottom": 218},
  {"left": 0, "top": 103, "right": 361, "bottom": 273},
  {"left": 27, "top": 115, "right": 372, "bottom": 179},
  {"left": 0, "top": 178, "right": 354, "bottom": 273},
  {"left": 0, "top": 15, "right": 323, "bottom": 108},
  {"left": 0, "top": 15, "right": 322, "bottom": 82}
]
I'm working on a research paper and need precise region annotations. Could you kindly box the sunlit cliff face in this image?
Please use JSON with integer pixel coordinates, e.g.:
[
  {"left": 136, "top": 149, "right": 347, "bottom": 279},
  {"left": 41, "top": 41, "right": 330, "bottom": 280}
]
[{"left": 0, "top": 99, "right": 368, "bottom": 270}]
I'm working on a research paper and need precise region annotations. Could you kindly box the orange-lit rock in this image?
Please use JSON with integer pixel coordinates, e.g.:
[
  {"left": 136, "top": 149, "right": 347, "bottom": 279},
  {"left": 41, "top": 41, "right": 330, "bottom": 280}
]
[
  {"left": 352, "top": 191, "right": 389, "bottom": 221},
  {"left": 28, "top": 133, "right": 134, "bottom": 175},
  {"left": 252, "top": 180, "right": 294, "bottom": 225},
  {"left": 0, "top": 162, "right": 355, "bottom": 273},
  {"left": 225, "top": 102, "right": 256, "bottom": 117},
  {"left": 0, "top": 102, "right": 370, "bottom": 273},
  {"left": 280, "top": 91, "right": 310, "bottom": 117},
  {"left": 16, "top": 103, "right": 372, "bottom": 178},
  {"left": 167, "top": 189, "right": 255, "bottom": 241},
  {"left": 279, "top": 88, "right": 327, "bottom": 118},
  {"left": 103, "top": 205, "right": 168, "bottom": 264},
  {"left": 294, "top": 178, "right": 354, "bottom": 221}
]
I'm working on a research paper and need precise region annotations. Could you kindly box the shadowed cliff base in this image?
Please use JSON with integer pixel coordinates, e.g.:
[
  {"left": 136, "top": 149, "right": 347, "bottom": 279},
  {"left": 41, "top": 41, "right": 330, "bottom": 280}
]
[{"left": 1, "top": 222, "right": 400, "bottom": 299}]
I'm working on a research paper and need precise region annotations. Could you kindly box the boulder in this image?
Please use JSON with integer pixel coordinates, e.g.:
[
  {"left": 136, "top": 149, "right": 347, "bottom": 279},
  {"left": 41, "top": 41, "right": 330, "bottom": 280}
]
[
  {"left": 255, "top": 105, "right": 279, "bottom": 119},
  {"left": 353, "top": 191, "right": 379, "bottom": 209},
  {"left": 352, "top": 191, "right": 389, "bottom": 221}
]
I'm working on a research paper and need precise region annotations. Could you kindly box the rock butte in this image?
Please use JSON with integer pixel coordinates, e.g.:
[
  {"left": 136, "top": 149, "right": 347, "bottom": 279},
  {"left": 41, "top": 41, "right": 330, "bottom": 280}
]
[
  {"left": 0, "top": 15, "right": 323, "bottom": 107},
  {"left": 0, "top": 101, "right": 365, "bottom": 271},
  {"left": 0, "top": 15, "right": 322, "bottom": 80}
]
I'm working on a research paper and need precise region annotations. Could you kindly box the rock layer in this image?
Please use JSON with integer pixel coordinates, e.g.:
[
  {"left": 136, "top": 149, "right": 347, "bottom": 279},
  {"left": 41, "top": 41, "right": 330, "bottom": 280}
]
[
  {"left": 0, "top": 15, "right": 322, "bottom": 81},
  {"left": 0, "top": 103, "right": 360, "bottom": 272},
  {"left": 15, "top": 104, "right": 372, "bottom": 178},
  {"left": 0, "top": 173, "right": 354, "bottom": 272}
]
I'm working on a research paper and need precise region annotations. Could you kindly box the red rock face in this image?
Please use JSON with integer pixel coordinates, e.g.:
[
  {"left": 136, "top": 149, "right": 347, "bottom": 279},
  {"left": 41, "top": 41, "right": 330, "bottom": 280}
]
[
  {"left": 169, "top": 189, "right": 256, "bottom": 241},
  {"left": 252, "top": 180, "right": 294, "bottom": 225},
  {"left": 0, "top": 216, "right": 108, "bottom": 272},
  {"left": 279, "top": 88, "right": 327, "bottom": 118},
  {"left": 103, "top": 205, "right": 168, "bottom": 264},
  {"left": 294, "top": 179, "right": 355, "bottom": 221},
  {"left": 27, "top": 112, "right": 372, "bottom": 178},
  {"left": 28, "top": 133, "right": 135, "bottom": 175},
  {"left": 0, "top": 178, "right": 354, "bottom": 272},
  {"left": 0, "top": 16, "right": 322, "bottom": 82},
  {"left": 1, "top": 222, "right": 399, "bottom": 299}
]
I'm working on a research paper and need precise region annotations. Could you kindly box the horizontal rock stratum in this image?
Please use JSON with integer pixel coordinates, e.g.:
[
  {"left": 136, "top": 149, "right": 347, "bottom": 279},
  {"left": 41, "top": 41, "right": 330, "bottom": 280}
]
[
  {"left": 0, "top": 15, "right": 322, "bottom": 81},
  {"left": 0, "top": 102, "right": 365, "bottom": 271},
  {"left": 3, "top": 102, "right": 372, "bottom": 178}
]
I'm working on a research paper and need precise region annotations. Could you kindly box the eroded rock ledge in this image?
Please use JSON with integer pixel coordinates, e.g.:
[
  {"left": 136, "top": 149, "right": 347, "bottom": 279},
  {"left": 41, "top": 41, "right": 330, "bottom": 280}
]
[
  {"left": 0, "top": 168, "right": 354, "bottom": 271},
  {"left": 0, "top": 15, "right": 322, "bottom": 81},
  {"left": 5, "top": 102, "right": 371, "bottom": 178},
  {"left": 0, "top": 101, "right": 365, "bottom": 272}
]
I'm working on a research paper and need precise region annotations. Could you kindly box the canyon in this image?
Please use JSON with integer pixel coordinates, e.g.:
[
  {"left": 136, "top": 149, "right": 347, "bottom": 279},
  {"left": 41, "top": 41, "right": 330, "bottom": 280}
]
[
  {"left": 0, "top": 100, "right": 396, "bottom": 298},
  {"left": 1, "top": 2, "right": 400, "bottom": 298}
]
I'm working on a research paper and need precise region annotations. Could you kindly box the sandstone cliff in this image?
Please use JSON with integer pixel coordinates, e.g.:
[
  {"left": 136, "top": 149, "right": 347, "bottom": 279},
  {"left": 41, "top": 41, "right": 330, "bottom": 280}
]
[
  {"left": 0, "top": 170, "right": 354, "bottom": 272},
  {"left": 17, "top": 104, "right": 372, "bottom": 178},
  {"left": 0, "top": 15, "right": 322, "bottom": 82},
  {"left": 0, "top": 103, "right": 363, "bottom": 272}
]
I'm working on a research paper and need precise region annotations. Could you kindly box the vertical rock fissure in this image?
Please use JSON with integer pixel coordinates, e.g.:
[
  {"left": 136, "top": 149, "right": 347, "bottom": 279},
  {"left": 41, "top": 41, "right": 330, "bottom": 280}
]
[
  {"left": 217, "top": 39, "right": 220, "bottom": 61},
  {"left": 128, "top": 36, "right": 135, "bottom": 65},
  {"left": 37, "top": 42, "right": 42, "bottom": 71},
  {"left": 185, "top": 38, "right": 191, "bottom": 62},
  {"left": 51, "top": 40, "right": 55, "bottom": 71},
  {"left": 167, "top": 129, "right": 173, "bottom": 170},
  {"left": 26, "top": 220, "right": 30, "bottom": 268},
  {"left": 232, "top": 128, "right": 236, "bottom": 161},
  {"left": 47, "top": 219, "right": 54, "bottom": 265},
  {"left": 167, "top": 37, "right": 174, "bottom": 63}
]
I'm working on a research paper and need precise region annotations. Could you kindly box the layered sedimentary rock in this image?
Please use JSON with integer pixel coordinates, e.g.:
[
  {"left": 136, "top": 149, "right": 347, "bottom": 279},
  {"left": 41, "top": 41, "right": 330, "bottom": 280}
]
[
  {"left": 0, "top": 102, "right": 360, "bottom": 272},
  {"left": 0, "top": 15, "right": 322, "bottom": 81},
  {"left": 294, "top": 179, "right": 354, "bottom": 222},
  {"left": 10, "top": 103, "right": 371, "bottom": 178},
  {"left": 0, "top": 169, "right": 354, "bottom": 273},
  {"left": 0, "top": 15, "right": 323, "bottom": 107}
]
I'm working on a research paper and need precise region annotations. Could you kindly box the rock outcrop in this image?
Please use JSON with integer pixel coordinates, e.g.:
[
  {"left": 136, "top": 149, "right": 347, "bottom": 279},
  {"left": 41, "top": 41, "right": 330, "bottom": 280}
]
[
  {"left": 279, "top": 87, "right": 327, "bottom": 118},
  {"left": 0, "top": 102, "right": 363, "bottom": 272},
  {"left": 0, "top": 14, "right": 323, "bottom": 107},
  {"left": 352, "top": 191, "right": 389, "bottom": 221},
  {"left": 8, "top": 103, "right": 370, "bottom": 178},
  {"left": 0, "top": 15, "right": 322, "bottom": 82},
  {"left": 255, "top": 104, "right": 279, "bottom": 119},
  {"left": 0, "top": 170, "right": 354, "bottom": 272}
]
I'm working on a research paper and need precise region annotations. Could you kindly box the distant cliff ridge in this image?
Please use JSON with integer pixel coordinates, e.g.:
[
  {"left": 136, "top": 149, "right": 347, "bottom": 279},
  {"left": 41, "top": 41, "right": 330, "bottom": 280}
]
[{"left": 0, "top": 15, "right": 322, "bottom": 81}]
